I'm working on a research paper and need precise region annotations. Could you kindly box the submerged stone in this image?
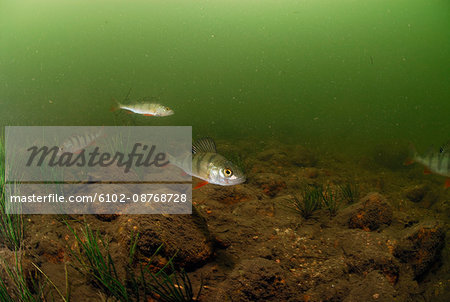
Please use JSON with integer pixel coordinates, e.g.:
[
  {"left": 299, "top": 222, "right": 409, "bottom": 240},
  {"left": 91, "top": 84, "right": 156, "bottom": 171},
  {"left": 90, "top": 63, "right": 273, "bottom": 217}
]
[
  {"left": 347, "top": 192, "right": 393, "bottom": 231},
  {"left": 394, "top": 222, "right": 445, "bottom": 279}
]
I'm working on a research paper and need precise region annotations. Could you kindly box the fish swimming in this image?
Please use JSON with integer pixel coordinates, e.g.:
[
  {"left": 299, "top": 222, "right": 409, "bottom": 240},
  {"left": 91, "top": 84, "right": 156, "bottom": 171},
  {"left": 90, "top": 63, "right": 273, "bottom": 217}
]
[
  {"left": 57, "top": 128, "right": 104, "bottom": 156},
  {"left": 405, "top": 145, "right": 450, "bottom": 188},
  {"left": 113, "top": 102, "right": 174, "bottom": 117},
  {"left": 168, "top": 137, "right": 246, "bottom": 189}
]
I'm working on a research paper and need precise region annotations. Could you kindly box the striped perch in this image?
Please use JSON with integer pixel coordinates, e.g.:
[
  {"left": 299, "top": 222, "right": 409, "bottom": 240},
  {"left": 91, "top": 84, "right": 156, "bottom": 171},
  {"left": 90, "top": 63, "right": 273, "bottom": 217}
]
[
  {"left": 406, "top": 145, "right": 450, "bottom": 188},
  {"left": 57, "top": 128, "right": 104, "bottom": 156},
  {"left": 168, "top": 137, "right": 246, "bottom": 189}
]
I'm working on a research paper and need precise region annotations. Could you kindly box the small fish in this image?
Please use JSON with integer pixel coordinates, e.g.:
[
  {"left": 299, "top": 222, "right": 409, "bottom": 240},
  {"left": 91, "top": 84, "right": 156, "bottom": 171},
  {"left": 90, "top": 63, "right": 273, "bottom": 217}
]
[
  {"left": 57, "top": 128, "right": 104, "bottom": 156},
  {"left": 112, "top": 102, "right": 174, "bottom": 117},
  {"left": 168, "top": 137, "right": 246, "bottom": 189},
  {"left": 405, "top": 145, "right": 450, "bottom": 188}
]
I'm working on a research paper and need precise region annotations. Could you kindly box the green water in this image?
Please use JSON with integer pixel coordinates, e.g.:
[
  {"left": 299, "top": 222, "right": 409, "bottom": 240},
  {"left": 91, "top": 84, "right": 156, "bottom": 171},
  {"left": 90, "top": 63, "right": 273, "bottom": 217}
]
[{"left": 1, "top": 0, "right": 449, "bottom": 151}]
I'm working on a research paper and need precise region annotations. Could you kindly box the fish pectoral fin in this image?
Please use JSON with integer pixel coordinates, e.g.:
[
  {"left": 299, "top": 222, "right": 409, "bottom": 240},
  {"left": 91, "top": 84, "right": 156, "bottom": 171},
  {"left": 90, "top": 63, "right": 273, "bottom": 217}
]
[
  {"left": 193, "top": 180, "right": 209, "bottom": 190},
  {"left": 445, "top": 178, "right": 450, "bottom": 189},
  {"left": 143, "top": 114, "right": 154, "bottom": 116},
  {"left": 423, "top": 167, "right": 432, "bottom": 174}
]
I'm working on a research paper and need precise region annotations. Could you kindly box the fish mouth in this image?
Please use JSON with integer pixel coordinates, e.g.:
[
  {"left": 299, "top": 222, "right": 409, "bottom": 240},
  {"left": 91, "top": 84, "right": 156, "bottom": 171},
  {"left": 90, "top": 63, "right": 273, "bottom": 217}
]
[{"left": 225, "top": 177, "right": 246, "bottom": 186}]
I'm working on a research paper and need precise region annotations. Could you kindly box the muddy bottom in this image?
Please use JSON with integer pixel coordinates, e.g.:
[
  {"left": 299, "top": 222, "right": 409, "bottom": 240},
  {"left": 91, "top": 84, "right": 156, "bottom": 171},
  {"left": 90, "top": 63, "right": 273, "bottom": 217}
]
[{"left": 1, "top": 139, "right": 448, "bottom": 301}]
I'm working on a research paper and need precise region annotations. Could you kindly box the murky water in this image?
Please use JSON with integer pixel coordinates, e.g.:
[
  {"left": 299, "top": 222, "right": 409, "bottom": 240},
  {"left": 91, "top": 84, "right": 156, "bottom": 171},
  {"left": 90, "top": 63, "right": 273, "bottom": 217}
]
[
  {"left": 0, "top": 1, "right": 449, "bottom": 301},
  {"left": 1, "top": 0, "right": 449, "bottom": 151}
]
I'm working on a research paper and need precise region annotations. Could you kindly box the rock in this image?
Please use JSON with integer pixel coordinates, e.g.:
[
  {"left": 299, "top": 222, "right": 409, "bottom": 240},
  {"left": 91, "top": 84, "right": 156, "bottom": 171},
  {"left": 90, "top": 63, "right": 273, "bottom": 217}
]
[
  {"left": 119, "top": 210, "right": 213, "bottom": 270},
  {"left": 305, "top": 167, "right": 319, "bottom": 179},
  {"left": 250, "top": 173, "right": 287, "bottom": 197},
  {"left": 394, "top": 222, "right": 445, "bottom": 279},
  {"left": 291, "top": 145, "right": 318, "bottom": 167},
  {"left": 337, "top": 229, "right": 400, "bottom": 286},
  {"left": 432, "top": 198, "right": 450, "bottom": 216},
  {"left": 214, "top": 258, "right": 292, "bottom": 302},
  {"left": 256, "top": 148, "right": 291, "bottom": 167},
  {"left": 404, "top": 184, "right": 428, "bottom": 203},
  {"left": 343, "top": 271, "right": 397, "bottom": 302},
  {"left": 347, "top": 193, "right": 393, "bottom": 231}
]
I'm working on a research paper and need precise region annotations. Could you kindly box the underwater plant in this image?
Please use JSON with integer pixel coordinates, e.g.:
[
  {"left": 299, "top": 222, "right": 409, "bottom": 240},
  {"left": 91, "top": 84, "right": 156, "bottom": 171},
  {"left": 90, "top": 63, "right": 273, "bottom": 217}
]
[
  {"left": 31, "top": 262, "right": 69, "bottom": 302},
  {"left": 338, "top": 182, "right": 360, "bottom": 204},
  {"left": 0, "top": 139, "right": 24, "bottom": 251},
  {"left": 141, "top": 260, "right": 202, "bottom": 302},
  {"left": 0, "top": 278, "right": 12, "bottom": 301},
  {"left": 1, "top": 252, "right": 42, "bottom": 302},
  {"left": 0, "top": 250, "right": 68, "bottom": 302},
  {"left": 67, "top": 222, "right": 201, "bottom": 302},
  {"left": 321, "top": 185, "right": 339, "bottom": 216},
  {"left": 67, "top": 222, "right": 130, "bottom": 301},
  {"left": 291, "top": 185, "right": 323, "bottom": 219},
  {"left": 0, "top": 188, "right": 24, "bottom": 251}
]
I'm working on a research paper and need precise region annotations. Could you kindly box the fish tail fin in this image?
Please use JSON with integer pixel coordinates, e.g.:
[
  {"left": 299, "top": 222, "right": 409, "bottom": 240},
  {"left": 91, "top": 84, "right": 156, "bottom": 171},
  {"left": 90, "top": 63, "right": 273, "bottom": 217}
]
[
  {"left": 166, "top": 153, "right": 192, "bottom": 177},
  {"left": 163, "top": 153, "right": 187, "bottom": 176},
  {"left": 409, "top": 143, "right": 418, "bottom": 156},
  {"left": 166, "top": 153, "right": 175, "bottom": 166},
  {"left": 110, "top": 98, "right": 120, "bottom": 112},
  {"left": 404, "top": 143, "right": 417, "bottom": 166},
  {"left": 163, "top": 153, "right": 179, "bottom": 169}
]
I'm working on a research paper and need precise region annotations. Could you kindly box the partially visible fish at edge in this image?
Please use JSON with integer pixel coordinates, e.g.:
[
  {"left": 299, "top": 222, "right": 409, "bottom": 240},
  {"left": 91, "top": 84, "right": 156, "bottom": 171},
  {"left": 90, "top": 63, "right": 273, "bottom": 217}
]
[{"left": 405, "top": 144, "right": 450, "bottom": 188}]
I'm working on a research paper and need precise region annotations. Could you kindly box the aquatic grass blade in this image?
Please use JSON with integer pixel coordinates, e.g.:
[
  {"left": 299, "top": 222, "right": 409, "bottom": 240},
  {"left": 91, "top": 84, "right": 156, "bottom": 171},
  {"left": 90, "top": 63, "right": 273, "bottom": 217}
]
[
  {"left": 339, "top": 182, "right": 360, "bottom": 204},
  {"left": 321, "top": 185, "right": 339, "bottom": 216},
  {"left": 66, "top": 222, "right": 129, "bottom": 301},
  {"left": 289, "top": 185, "right": 323, "bottom": 219},
  {"left": 0, "top": 138, "right": 24, "bottom": 251}
]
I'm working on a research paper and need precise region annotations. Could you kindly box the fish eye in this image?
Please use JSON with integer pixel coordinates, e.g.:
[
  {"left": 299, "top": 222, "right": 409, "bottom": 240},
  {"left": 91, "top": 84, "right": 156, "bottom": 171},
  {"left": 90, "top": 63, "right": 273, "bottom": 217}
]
[
  {"left": 224, "top": 168, "right": 233, "bottom": 177},
  {"left": 165, "top": 107, "right": 170, "bottom": 111}
]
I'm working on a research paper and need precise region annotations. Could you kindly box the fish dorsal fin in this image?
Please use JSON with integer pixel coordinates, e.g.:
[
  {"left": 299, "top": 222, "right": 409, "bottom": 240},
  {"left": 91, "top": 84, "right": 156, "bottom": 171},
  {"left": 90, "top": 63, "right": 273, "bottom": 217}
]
[
  {"left": 440, "top": 140, "right": 450, "bottom": 154},
  {"left": 192, "top": 137, "right": 217, "bottom": 154}
]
